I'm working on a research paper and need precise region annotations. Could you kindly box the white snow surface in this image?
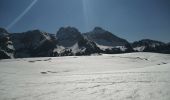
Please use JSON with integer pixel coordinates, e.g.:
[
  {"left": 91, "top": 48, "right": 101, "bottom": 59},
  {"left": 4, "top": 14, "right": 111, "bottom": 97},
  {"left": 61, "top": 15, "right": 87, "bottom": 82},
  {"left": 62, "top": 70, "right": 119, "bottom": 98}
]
[
  {"left": 133, "top": 46, "right": 146, "bottom": 52},
  {"left": 97, "top": 44, "right": 127, "bottom": 51},
  {"left": 0, "top": 52, "right": 170, "bottom": 100}
]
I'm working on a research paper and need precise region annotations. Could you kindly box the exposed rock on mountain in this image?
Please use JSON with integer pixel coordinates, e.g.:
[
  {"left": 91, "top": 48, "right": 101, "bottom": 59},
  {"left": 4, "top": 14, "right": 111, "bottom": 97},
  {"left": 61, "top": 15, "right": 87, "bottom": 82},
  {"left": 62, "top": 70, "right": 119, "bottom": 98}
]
[
  {"left": 56, "top": 27, "right": 84, "bottom": 47},
  {"left": 55, "top": 27, "right": 101, "bottom": 56},
  {"left": 10, "top": 30, "right": 57, "bottom": 58},
  {"left": 132, "top": 39, "right": 170, "bottom": 53},
  {"left": 83, "top": 27, "right": 133, "bottom": 53},
  {"left": 0, "top": 28, "right": 14, "bottom": 59},
  {"left": 0, "top": 27, "right": 170, "bottom": 59}
]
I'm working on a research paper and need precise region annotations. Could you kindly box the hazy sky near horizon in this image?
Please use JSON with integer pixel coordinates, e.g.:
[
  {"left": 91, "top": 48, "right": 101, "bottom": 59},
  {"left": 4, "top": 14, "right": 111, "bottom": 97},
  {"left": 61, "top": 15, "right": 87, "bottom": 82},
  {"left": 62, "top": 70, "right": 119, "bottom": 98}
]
[{"left": 0, "top": 0, "right": 170, "bottom": 42}]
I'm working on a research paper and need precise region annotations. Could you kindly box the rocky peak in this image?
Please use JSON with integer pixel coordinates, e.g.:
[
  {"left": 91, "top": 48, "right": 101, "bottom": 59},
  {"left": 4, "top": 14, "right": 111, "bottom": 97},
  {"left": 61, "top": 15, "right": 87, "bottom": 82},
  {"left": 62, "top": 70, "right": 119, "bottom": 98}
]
[
  {"left": 0, "top": 27, "right": 8, "bottom": 34},
  {"left": 56, "top": 27, "right": 84, "bottom": 47},
  {"left": 57, "top": 27, "right": 83, "bottom": 39},
  {"left": 0, "top": 28, "right": 9, "bottom": 37},
  {"left": 92, "top": 27, "right": 106, "bottom": 34},
  {"left": 83, "top": 27, "right": 129, "bottom": 47}
]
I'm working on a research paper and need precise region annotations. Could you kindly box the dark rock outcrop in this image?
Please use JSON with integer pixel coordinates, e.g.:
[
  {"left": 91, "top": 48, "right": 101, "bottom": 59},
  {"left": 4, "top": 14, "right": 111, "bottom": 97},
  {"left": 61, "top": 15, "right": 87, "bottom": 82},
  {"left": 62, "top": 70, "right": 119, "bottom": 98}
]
[
  {"left": 55, "top": 27, "right": 101, "bottom": 56},
  {"left": 0, "top": 28, "right": 14, "bottom": 59},
  {"left": 132, "top": 39, "right": 170, "bottom": 54},
  {"left": 83, "top": 27, "right": 133, "bottom": 53},
  {"left": 10, "top": 30, "right": 57, "bottom": 58}
]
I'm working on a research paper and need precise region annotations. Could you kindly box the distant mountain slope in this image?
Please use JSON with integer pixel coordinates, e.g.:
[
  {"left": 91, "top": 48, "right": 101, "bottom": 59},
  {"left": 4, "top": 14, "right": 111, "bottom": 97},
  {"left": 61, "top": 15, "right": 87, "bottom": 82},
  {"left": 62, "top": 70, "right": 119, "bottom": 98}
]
[
  {"left": 83, "top": 27, "right": 133, "bottom": 53},
  {"left": 132, "top": 39, "right": 170, "bottom": 53}
]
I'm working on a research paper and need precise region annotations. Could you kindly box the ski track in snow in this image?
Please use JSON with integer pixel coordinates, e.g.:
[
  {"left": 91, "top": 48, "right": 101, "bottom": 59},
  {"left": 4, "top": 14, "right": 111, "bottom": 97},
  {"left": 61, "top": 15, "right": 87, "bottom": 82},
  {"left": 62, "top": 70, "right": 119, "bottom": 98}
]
[{"left": 0, "top": 52, "right": 170, "bottom": 100}]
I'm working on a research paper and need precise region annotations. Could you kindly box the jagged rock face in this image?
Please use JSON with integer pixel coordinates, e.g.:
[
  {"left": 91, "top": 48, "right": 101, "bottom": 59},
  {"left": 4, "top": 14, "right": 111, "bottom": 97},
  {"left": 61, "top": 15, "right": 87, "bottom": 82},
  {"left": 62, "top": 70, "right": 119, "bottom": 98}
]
[
  {"left": 56, "top": 27, "right": 84, "bottom": 47},
  {"left": 132, "top": 39, "right": 165, "bottom": 48},
  {"left": 132, "top": 39, "right": 170, "bottom": 53},
  {"left": 11, "top": 30, "right": 49, "bottom": 50},
  {"left": 83, "top": 27, "right": 129, "bottom": 47},
  {"left": 0, "top": 28, "right": 8, "bottom": 35},
  {"left": 83, "top": 27, "right": 133, "bottom": 52},
  {"left": 75, "top": 39, "right": 101, "bottom": 55},
  {"left": 0, "top": 50, "right": 10, "bottom": 59},
  {"left": 55, "top": 27, "right": 101, "bottom": 55},
  {"left": 0, "top": 28, "right": 14, "bottom": 59},
  {"left": 0, "top": 28, "right": 9, "bottom": 44},
  {"left": 1, "top": 26, "right": 170, "bottom": 59},
  {"left": 10, "top": 30, "right": 57, "bottom": 58}
]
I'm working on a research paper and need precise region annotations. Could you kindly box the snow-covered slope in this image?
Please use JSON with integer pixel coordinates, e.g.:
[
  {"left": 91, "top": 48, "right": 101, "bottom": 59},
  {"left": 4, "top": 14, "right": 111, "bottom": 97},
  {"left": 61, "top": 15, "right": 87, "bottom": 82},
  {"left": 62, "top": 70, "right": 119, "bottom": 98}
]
[{"left": 0, "top": 52, "right": 170, "bottom": 100}]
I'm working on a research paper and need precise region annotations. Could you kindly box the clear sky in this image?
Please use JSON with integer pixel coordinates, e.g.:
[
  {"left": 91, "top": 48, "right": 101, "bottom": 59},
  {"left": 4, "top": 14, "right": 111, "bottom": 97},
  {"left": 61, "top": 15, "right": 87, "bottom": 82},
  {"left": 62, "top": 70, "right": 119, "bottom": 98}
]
[{"left": 0, "top": 0, "right": 170, "bottom": 42}]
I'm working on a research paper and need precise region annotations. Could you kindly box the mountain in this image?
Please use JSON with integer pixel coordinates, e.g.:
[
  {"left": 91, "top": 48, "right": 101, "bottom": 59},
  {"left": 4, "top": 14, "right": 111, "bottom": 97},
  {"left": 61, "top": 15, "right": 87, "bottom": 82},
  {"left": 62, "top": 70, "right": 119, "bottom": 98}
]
[
  {"left": 83, "top": 27, "right": 133, "bottom": 53},
  {"left": 0, "top": 27, "right": 170, "bottom": 59},
  {"left": 56, "top": 27, "right": 84, "bottom": 47},
  {"left": 55, "top": 27, "right": 100, "bottom": 56},
  {"left": 132, "top": 39, "right": 170, "bottom": 53},
  {"left": 0, "top": 28, "right": 14, "bottom": 59},
  {"left": 10, "top": 30, "right": 57, "bottom": 58}
]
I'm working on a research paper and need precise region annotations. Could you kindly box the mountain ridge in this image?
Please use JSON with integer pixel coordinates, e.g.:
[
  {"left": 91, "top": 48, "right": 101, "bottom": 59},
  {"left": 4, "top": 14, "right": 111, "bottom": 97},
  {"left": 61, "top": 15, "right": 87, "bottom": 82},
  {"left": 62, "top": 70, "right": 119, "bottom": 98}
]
[{"left": 0, "top": 26, "right": 170, "bottom": 59}]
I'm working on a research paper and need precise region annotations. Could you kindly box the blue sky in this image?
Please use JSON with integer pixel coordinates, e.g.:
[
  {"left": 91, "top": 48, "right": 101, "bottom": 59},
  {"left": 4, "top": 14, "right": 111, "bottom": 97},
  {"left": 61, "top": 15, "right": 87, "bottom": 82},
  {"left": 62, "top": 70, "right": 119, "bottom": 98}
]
[{"left": 0, "top": 0, "right": 170, "bottom": 42}]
